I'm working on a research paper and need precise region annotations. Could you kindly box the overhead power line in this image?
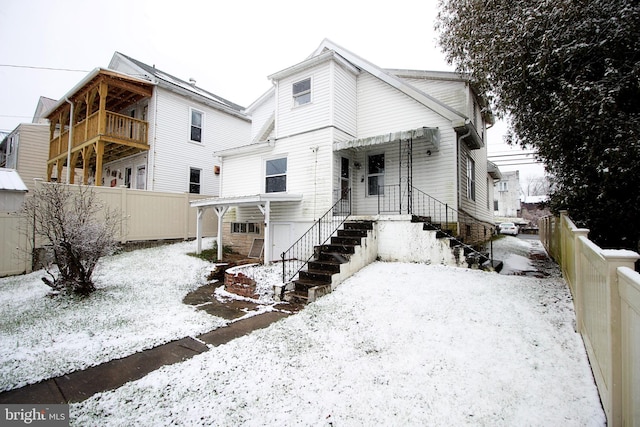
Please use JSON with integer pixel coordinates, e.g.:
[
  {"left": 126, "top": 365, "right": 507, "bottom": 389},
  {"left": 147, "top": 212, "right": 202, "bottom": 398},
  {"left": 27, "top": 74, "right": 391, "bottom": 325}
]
[{"left": 0, "top": 64, "right": 89, "bottom": 73}]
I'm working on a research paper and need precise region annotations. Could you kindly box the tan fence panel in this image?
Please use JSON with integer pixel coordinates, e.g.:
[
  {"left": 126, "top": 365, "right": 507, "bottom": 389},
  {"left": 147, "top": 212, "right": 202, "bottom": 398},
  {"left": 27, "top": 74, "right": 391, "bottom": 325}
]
[
  {"left": 540, "top": 211, "right": 640, "bottom": 426},
  {"left": 618, "top": 267, "right": 640, "bottom": 426},
  {"left": 0, "top": 213, "right": 31, "bottom": 277}
]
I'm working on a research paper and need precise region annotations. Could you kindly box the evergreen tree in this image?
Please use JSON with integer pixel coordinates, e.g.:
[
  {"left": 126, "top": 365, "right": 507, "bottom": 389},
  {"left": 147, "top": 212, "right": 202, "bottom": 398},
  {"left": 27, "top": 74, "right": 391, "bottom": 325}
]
[{"left": 436, "top": 0, "right": 640, "bottom": 252}]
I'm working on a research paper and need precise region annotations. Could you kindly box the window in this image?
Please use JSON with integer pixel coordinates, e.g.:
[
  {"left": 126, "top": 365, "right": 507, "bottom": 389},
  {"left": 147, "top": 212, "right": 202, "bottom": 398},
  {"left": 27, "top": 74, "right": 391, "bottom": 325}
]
[
  {"left": 189, "top": 167, "right": 201, "bottom": 194},
  {"left": 367, "top": 153, "right": 385, "bottom": 196},
  {"left": 136, "top": 165, "right": 146, "bottom": 190},
  {"left": 124, "top": 167, "right": 132, "bottom": 188},
  {"left": 265, "top": 158, "right": 287, "bottom": 193},
  {"left": 292, "top": 78, "right": 311, "bottom": 106},
  {"left": 190, "top": 109, "right": 203, "bottom": 142},
  {"left": 498, "top": 181, "right": 508, "bottom": 192},
  {"left": 231, "top": 223, "right": 261, "bottom": 234},
  {"left": 467, "top": 157, "right": 476, "bottom": 201}
]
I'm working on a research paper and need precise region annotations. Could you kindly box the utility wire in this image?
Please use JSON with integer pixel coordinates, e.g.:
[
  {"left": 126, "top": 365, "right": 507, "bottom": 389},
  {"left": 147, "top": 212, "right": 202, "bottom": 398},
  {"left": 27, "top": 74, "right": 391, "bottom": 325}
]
[{"left": 0, "top": 64, "right": 89, "bottom": 73}]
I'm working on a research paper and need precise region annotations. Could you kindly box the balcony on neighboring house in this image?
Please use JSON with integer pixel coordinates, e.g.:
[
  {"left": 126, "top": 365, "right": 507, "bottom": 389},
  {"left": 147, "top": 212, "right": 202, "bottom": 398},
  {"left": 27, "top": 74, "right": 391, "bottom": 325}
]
[{"left": 46, "top": 69, "right": 154, "bottom": 186}]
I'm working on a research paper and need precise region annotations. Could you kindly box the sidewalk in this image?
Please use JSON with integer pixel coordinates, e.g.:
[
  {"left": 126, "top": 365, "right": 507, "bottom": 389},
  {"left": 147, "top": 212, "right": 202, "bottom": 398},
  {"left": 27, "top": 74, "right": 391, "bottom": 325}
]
[{"left": 0, "top": 311, "right": 290, "bottom": 404}]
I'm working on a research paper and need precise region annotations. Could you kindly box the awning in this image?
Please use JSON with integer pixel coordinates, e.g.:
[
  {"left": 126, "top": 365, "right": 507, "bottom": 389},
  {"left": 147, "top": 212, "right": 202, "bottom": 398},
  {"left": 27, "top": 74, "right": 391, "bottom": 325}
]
[
  {"left": 333, "top": 126, "right": 440, "bottom": 152},
  {"left": 190, "top": 193, "right": 303, "bottom": 264}
]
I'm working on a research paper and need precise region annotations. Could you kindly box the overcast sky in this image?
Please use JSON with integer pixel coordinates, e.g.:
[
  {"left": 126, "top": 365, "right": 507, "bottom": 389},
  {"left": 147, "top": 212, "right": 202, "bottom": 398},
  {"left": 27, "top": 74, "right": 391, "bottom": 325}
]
[{"left": 0, "top": 0, "right": 543, "bottom": 178}]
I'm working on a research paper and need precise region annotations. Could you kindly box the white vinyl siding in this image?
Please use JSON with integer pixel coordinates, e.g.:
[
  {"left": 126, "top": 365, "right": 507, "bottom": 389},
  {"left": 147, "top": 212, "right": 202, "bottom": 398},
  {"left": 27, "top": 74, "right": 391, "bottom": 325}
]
[
  {"left": 3, "top": 124, "right": 50, "bottom": 192},
  {"left": 149, "top": 88, "right": 250, "bottom": 195},
  {"left": 354, "top": 72, "right": 459, "bottom": 211},
  {"left": 331, "top": 60, "right": 358, "bottom": 137},
  {"left": 276, "top": 62, "right": 331, "bottom": 138}
]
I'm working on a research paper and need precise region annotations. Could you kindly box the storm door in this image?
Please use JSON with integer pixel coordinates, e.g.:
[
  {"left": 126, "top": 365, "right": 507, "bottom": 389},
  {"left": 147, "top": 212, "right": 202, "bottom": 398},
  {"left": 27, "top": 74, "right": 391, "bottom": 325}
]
[{"left": 340, "top": 157, "right": 350, "bottom": 199}]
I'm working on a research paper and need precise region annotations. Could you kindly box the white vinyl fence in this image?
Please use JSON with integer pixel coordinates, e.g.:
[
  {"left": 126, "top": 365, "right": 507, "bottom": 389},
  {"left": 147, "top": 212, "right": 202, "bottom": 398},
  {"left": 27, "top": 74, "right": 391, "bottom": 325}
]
[
  {"left": 0, "top": 182, "right": 218, "bottom": 277},
  {"left": 540, "top": 211, "right": 640, "bottom": 426}
]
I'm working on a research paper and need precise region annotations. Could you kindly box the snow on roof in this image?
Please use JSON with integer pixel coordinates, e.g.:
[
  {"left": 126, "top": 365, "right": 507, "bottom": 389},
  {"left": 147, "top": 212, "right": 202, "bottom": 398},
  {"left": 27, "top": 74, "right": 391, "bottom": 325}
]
[{"left": 0, "top": 168, "right": 28, "bottom": 192}]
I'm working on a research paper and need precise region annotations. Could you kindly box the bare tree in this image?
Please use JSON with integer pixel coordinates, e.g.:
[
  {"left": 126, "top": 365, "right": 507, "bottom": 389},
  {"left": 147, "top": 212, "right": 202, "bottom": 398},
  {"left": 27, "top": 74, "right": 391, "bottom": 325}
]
[
  {"left": 523, "top": 175, "right": 551, "bottom": 197},
  {"left": 21, "top": 183, "right": 120, "bottom": 296}
]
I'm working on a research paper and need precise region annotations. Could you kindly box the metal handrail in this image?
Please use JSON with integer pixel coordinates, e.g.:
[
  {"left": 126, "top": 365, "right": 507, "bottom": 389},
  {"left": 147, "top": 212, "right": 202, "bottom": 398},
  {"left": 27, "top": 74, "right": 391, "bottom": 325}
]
[
  {"left": 378, "top": 184, "right": 495, "bottom": 263},
  {"left": 281, "top": 189, "right": 351, "bottom": 286}
]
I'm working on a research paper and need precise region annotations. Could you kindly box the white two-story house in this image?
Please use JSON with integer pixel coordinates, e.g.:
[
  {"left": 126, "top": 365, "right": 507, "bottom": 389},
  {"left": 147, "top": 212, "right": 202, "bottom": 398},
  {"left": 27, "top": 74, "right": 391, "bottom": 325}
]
[
  {"left": 193, "top": 39, "right": 499, "bottom": 272},
  {"left": 45, "top": 53, "right": 251, "bottom": 196}
]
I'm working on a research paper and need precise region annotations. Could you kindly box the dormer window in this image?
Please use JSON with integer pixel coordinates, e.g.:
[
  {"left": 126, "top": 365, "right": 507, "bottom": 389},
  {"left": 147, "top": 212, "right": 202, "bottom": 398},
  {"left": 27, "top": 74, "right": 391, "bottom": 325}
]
[{"left": 292, "top": 78, "right": 311, "bottom": 106}]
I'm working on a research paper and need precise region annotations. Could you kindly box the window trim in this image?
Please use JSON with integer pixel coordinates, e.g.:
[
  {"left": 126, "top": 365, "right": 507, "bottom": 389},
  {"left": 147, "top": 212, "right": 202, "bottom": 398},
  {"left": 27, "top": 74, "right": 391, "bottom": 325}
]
[
  {"left": 231, "top": 222, "right": 261, "bottom": 234},
  {"left": 189, "top": 108, "right": 204, "bottom": 143},
  {"left": 292, "top": 77, "right": 311, "bottom": 107},
  {"left": 265, "top": 157, "right": 287, "bottom": 193},
  {"left": 366, "top": 152, "right": 385, "bottom": 196},
  {"left": 189, "top": 167, "right": 202, "bottom": 194},
  {"left": 467, "top": 156, "right": 476, "bottom": 201}
]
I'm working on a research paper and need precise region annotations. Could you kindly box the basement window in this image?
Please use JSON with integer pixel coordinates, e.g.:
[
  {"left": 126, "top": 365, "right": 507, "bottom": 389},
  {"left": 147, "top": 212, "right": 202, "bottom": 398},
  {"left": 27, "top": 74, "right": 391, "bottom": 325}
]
[{"left": 231, "top": 223, "right": 261, "bottom": 234}]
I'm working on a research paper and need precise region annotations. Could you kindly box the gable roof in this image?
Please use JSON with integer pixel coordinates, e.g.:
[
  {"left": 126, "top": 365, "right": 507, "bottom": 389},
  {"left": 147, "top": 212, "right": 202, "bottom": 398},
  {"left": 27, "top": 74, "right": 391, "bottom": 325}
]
[
  {"left": 284, "top": 39, "right": 471, "bottom": 125},
  {"left": 110, "top": 52, "right": 248, "bottom": 121},
  {"left": 32, "top": 96, "right": 57, "bottom": 124}
]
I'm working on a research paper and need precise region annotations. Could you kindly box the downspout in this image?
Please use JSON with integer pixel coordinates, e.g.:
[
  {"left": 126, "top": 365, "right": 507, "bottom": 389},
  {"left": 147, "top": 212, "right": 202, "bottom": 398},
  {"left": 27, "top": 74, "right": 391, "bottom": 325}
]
[{"left": 65, "top": 98, "right": 74, "bottom": 183}]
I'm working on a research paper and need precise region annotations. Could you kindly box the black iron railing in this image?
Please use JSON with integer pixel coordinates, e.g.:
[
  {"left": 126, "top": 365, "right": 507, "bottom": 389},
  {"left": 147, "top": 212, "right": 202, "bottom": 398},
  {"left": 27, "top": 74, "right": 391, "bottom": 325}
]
[
  {"left": 379, "top": 185, "right": 496, "bottom": 264},
  {"left": 281, "top": 189, "right": 351, "bottom": 284}
]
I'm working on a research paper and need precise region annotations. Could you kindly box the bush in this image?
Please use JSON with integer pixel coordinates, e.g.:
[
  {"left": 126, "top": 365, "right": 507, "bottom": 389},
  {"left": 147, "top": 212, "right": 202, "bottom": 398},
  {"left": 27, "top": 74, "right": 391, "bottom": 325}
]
[{"left": 22, "top": 183, "right": 119, "bottom": 296}]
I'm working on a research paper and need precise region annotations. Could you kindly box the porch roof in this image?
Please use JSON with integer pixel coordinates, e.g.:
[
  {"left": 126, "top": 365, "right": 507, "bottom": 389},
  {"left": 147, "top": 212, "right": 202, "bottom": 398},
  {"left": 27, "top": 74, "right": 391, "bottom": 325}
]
[
  {"left": 190, "top": 193, "right": 303, "bottom": 209},
  {"left": 334, "top": 126, "right": 440, "bottom": 152},
  {"left": 191, "top": 193, "right": 303, "bottom": 265}
]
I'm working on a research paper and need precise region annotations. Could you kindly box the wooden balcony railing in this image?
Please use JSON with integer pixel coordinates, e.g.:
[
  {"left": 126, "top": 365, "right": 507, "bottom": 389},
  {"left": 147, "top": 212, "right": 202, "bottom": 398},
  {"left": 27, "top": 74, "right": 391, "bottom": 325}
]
[{"left": 49, "top": 111, "right": 148, "bottom": 160}]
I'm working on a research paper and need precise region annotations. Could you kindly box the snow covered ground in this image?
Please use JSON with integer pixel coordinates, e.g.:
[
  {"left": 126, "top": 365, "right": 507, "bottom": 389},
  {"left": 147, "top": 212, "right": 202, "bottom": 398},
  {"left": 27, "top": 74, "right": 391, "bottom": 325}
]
[
  {"left": 1, "top": 236, "right": 605, "bottom": 425},
  {"left": 0, "top": 238, "right": 227, "bottom": 392}
]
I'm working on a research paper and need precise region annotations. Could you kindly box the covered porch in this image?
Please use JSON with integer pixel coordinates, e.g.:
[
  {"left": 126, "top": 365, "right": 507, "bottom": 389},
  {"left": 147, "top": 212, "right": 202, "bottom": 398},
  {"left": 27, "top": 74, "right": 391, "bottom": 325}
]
[
  {"left": 333, "top": 126, "right": 443, "bottom": 217},
  {"left": 45, "top": 68, "right": 154, "bottom": 185},
  {"left": 191, "top": 193, "right": 303, "bottom": 264}
]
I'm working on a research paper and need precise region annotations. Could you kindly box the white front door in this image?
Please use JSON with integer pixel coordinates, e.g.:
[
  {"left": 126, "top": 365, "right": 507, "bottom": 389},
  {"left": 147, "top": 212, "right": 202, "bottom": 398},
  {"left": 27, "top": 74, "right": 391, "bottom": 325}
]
[{"left": 271, "top": 223, "right": 292, "bottom": 263}]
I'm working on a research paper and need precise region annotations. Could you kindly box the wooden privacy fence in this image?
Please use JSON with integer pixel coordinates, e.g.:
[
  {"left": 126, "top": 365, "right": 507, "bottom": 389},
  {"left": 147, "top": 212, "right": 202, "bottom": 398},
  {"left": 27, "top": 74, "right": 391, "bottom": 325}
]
[
  {"left": 0, "top": 182, "right": 218, "bottom": 277},
  {"left": 540, "top": 211, "right": 640, "bottom": 426}
]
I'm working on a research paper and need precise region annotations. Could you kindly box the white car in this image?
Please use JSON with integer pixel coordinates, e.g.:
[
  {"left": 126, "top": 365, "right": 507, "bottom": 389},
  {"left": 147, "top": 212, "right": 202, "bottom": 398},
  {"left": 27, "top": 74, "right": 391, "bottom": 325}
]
[{"left": 498, "top": 222, "right": 519, "bottom": 236}]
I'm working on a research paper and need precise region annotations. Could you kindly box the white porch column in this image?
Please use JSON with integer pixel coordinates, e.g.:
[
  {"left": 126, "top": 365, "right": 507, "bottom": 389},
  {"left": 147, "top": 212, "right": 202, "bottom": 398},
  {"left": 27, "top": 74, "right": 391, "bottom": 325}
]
[
  {"left": 196, "top": 208, "right": 204, "bottom": 255},
  {"left": 258, "top": 201, "right": 271, "bottom": 265},
  {"left": 214, "top": 206, "right": 229, "bottom": 261}
]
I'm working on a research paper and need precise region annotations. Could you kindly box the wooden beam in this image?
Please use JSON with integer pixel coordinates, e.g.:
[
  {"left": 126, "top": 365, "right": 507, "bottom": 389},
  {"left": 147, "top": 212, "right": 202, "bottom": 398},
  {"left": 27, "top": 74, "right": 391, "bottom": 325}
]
[{"left": 95, "top": 141, "right": 104, "bottom": 186}]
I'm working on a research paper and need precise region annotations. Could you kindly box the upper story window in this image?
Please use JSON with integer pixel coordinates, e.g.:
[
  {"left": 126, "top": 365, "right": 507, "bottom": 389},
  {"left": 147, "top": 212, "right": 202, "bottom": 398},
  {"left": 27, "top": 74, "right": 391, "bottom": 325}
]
[
  {"left": 189, "top": 167, "right": 201, "bottom": 194},
  {"left": 467, "top": 156, "right": 476, "bottom": 201},
  {"left": 367, "top": 153, "right": 385, "bottom": 196},
  {"left": 498, "top": 181, "right": 508, "bottom": 192},
  {"left": 292, "top": 78, "right": 311, "bottom": 106},
  {"left": 265, "top": 158, "right": 287, "bottom": 193},
  {"left": 190, "top": 109, "right": 203, "bottom": 143}
]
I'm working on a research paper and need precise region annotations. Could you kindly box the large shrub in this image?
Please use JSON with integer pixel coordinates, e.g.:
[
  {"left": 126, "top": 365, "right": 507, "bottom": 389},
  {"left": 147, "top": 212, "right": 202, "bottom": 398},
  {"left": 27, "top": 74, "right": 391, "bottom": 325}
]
[{"left": 22, "top": 183, "right": 119, "bottom": 296}]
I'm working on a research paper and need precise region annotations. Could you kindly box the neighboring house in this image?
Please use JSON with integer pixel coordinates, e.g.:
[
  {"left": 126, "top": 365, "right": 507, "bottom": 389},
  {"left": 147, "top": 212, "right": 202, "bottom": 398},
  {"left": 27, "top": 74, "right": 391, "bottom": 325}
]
[
  {"left": 0, "top": 168, "right": 28, "bottom": 212},
  {"left": 44, "top": 54, "right": 251, "bottom": 195},
  {"left": 494, "top": 170, "right": 522, "bottom": 218},
  {"left": 521, "top": 195, "right": 550, "bottom": 228},
  {"left": 193, "top": 39, "right": 499, "bottom": 266},
  {"left": 0, "top": 96, "right": 60, "bottom": 192},
  {"left": 0, "top": 122, "right": 52, "bottom": 192}
]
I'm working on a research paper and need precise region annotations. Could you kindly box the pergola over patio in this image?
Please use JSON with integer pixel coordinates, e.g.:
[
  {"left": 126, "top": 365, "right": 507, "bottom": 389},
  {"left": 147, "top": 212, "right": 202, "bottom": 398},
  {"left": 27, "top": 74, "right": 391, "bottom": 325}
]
[{"left": 190, "top": 193, "right": 303, "bottom": 264}]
